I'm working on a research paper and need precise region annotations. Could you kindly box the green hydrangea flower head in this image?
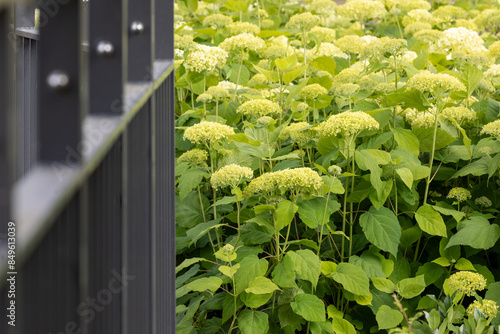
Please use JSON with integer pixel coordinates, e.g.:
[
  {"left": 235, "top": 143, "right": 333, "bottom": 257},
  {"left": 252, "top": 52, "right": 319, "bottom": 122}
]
[
  {"left": 184, "top": 44, "right": 228, "bottom": 73},
  {"left": 280, "top": 122, "right": 317, "bottom": 146},
  {"left": 448, "top": 271, "right": 487, "bottom": 296},
  {"left": 406, "top": 70, "right": 466, "bottom": 94},
  {"left": 337, "top": 0, "right": 387, "bottom": 21},
  {"left": 301, "top": 84, "right": 328, "bottom": 100},
  {"left": 467, "top": 299, "right": 498, "bottom": 319},
  {"left": 286, "top": 12, "right": 320, "bottom": 31},
  {"left": 481, "top": 119, "right": 500, "bottom": 140},
  {"left": 210, "top": 164, "right": 254, "bottom": 190},
  {"left": 227, "top": 22, "right": 260, "bottom": 36},
  {"left": 206, "top": 86, "right": 230, "bottom": 101},
  {"left": 183, "top": 121, "right": 235, "bottom": 145},
  {"left": 177, "top": 149, "right": 208, "bottom": 166},
  {"left": 219, "top": 33, "right": 265, "bottom": 53},
  {"left": 236, "top": 99, "right": 282, "bottom": 118},
  {"left": 440, "top": 106, "right": 477, "bottom": 126},
  {"left": 203, "top": 14, "right": 233, "bottom": 29},
  {"left": 320, "top": 111, "right": 379, "bottom": 137},
  {"left": 447, "top": 187, "right": 472, "bottom": 202}
]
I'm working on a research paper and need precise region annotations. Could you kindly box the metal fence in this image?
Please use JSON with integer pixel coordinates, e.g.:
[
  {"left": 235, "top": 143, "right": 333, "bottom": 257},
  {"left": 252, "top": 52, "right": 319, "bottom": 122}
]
[{"left": 0, "top": 0, "right": 175, "bottom": 333}]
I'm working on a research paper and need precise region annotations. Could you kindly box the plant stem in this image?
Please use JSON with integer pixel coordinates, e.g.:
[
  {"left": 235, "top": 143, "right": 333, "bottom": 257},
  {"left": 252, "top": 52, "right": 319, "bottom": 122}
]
[
  {"left": 234, "top": 55, "right": 244, "bottom": 100},
  {"left": 317, "top": 176, "right": 337, "bottom": 256},
  {"left": 349, "top": 141, "right": 356, "bottom": 258},
  {"left": 303, "top": 29, "right": 307, "bottom": 80},
  {"left": 423, "top": 104, "right": 442, "bottom": 204}
]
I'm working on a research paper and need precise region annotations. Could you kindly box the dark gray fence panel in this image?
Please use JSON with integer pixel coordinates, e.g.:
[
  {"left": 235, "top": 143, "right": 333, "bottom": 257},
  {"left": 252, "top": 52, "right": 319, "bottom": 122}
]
[
  {"left": 88, "top": 140, "right": 124, "bottom": 334},
  {"left": 128, "top": 0, "right": 153, "bottom": 81},
  {"left": 155, "top": 0, "right": 174, "bottom": 60}
]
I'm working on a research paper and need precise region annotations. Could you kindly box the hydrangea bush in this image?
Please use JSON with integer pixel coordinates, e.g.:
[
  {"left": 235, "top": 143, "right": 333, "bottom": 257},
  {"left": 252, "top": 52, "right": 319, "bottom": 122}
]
[{"left": 174, "top": 0, "right": 500, "bottom": 332}]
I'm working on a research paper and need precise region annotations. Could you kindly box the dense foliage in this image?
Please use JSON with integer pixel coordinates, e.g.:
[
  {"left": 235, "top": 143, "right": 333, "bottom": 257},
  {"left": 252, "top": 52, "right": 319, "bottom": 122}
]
[{"left": 174, "top": 0, "right": 500, "bottom": 333}]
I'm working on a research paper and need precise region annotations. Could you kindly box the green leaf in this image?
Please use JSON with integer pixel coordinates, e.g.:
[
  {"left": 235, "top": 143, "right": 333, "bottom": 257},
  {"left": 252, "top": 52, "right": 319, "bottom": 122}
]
[
  {"left": 283, "top": 64, "right": 308, "bottom": 84},
  {"left": 234, "top": 255, "right": 268, "bottom": 294},
  {"left": 371, "top": 277, "right": 396, "bottom": 293},
  {"left": 275, "top": 200, "right": 298, "bottom": 231},
  {"left": 332, "top": 263, "right": 371, "bottom": 296},
  {"left": 219, "top": 264, "right": 240, "bottom": 278},
  {"left": 359, "top": 207, "right": 401, "bottom": 257},
  {"left": 228, "top": 133, "right": 261, "bottom": 146},
  {"left": 376, "top": 305, "right": 404, "bottom": 329},
  {"left": 186, "top": 276, "right": 223, "bottom": 292},
  {"left": 355, "top": 149, "right": 390, "bottom": 199},
  {"left": 432, "top": 202, "right": 465, "bottom": 223},
  {"left": 455, "top": 258, "right": 476, "bottom": 271},
  {"left": 415, "top": 205, "right": 447, "bottom": 237},
  {"left": 396, "top": 167, "right": 413, "bottom": 189},
  {"left": 253, "top": 64, "right": 279, "bottom": 83},
  {"left": 276, "top": 53, "right": 298, "bottom": 72},
  {"left": 331, "top": 317, "right": 356, "bottom": 334},
  {"left": 413, "top": 128, "right": 457, "bottom": 152},
  {"left": 460, "top": 63, "right": 483, "bottom": 96},
  {"left": 238, "top": 310, "right": 269, "bottom": 334},
  {"left": 397, "top": 275, "right": 426, "bottom": 299},
  {"left": 291, "top": 294, "right": 326, "bottom": 322},
  {"left": 452, "top": 156, "right": 489, "bottom": 178},
  {"left": 245, "top": 276, "right": 281, "bottom": 294},
  {"left": 385, "top": 90, "right": 427, "bottom": 110},
  {"left": 178, "top": 169, "right": 208, "bottom": 201},
  {"left": 392, "top": 128, "right": 420, "bottom": 157},
  {"left": 310, "top": 56, "right": 336, "bottom": 77},
  {"left": 288, "top": 249, "right": 322, "bottom": 288},
  {"left": 176, "top": 257, "right": 204, "bottom": 274},
  {"left": 310, "top": 321, "right": 336, "bottom": 334},
  {"left": 446, "top": 216, "right": 500, "bottom": 250},
  {"left": 224, "top": 0, "right": 249, "bottom": 11},
  {"left": 272, "top": 254, "right": 297, "bottom": 288},
  {"left": 485, "top": 98, "right": 500, "bottom": 123},
  {"left": 176, "top": 192, "right": 210, "bottom": 228},
  {"left": 297, "top": 197, "right": 331, "bottom": 229}
]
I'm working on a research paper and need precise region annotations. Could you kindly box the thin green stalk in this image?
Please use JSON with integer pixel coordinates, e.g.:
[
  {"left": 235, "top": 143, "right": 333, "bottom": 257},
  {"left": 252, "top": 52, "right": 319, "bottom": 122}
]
[
  {"left": 302, "top": 28, "right": 307, "bottom": 80},
  {"left": 234, "top": 55, "right": 244, "bottom": 100},
  {"left": 423, "top": 106, "right": 441, "bottom": 204},
  {"left": 348, "top": 142, "right": 356, "bottom": 258},
  {"left": 341, "top": 146, "right": 351, "bottom": 262},
  {"left": 317, "top": 176, "right": 337, "bottom": 256}
]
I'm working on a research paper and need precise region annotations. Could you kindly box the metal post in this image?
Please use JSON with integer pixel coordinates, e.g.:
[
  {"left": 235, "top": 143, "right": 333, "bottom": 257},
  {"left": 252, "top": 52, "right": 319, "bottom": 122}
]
[
  {"left": 128, "top": 0, "right": 153, "bottom": 81},
  {"left": 38, "top": 0, "right": 80, "bottom": 163},
  {"left": 88, "top": 0, "right": 127, "bottom": 115},
  {"left": 154, "top": 0, "right": 174, "bottom": 60}
]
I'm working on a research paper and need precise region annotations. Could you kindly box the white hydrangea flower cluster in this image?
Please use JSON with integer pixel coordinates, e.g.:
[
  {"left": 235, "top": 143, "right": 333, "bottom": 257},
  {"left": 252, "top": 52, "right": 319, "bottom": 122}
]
[
  {"left": 437, "top": 27, "right": 487, "bottom": 55},
  {"left": 183, "top": 121, "right": 235, "bottom": 145},
  {"left": 319, "top": 111, "right": 379, "bottom": 137},
  {"left": 406, "top": 70, "right": 466, "bottom": 94},
  {"left": 184, "top": 44, "right": 228, "bottom": 73},
  {"left": 210, "top": 164, "right": 254, "bottom": 190},
  {"left": 236, "top": 99, "right": 282, "bottom": 118},
  {"left": 219, "top": 33, "right": 266, "bottom": 53},
  {"left": 337, "top": 0, "right": 387, "bottom": 21}
]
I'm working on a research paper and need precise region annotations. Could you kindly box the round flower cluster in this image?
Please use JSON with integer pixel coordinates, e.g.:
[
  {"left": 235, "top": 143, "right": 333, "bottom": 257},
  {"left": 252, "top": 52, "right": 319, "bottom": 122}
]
[
  {"left": 335, "top": 35, "right": 366, "bottom": 55},
  {"left": 337, "top": 0, "right": 387, "bottom": 21},
  {"left": 256, "top": 116, "right": 274, "bottom": 127},
  {"left": 286, "top": 12, "right": 321, "bottom": 31},
  {"left": 280, "top": 122, "right": 317, "bottom": 146},
  {"left": 467, "top": 300, "right": 499, "bottom": 319},
  {"left": 414, "top": 29, "right": 444, "bottom": 46},
  {"left": 488, "top": 41, "right": 500, "bottom": 58},
  {"left": 320, "top": 111, "right": 379, "bottom": 137},
  {"left": 405, "top": 22, "right": 432, "bottom": 35},
  {"left": 448, "top": 271, "right": 487, "bottom": 296},
  {"left": 406, "top": 70, "right": 466, "bottom": 94},
  {"left": 219, "top": 33, "right": 265, "bottom": 53},
  {"left": 243, "top": 167, "right": 323, "bottom": 198},
  {"left": 328, "top": 165, "right": 342, "bottom": 177},
  {"left": 405, "top": 108, "right": 435, "bottom": 129},
  {"left": 301, "top": 84, "right": 328, "bottom": 100},
  {"left": 484, "top": 65, "right": 500, "bottom": 79},
  {"left": 222, "top": 244, "right": 234, "bottom": 253},
  {"left": 227, "top": 22, "right": 260, "bottom": 36},
  {"left": 475, "top": 196, "right": 492, "bottom": 208},
  {"left": 333, "top": 67, "right": 361, "bottom": 86},
  {"left": 196, "top": 93, "right": 212, "bottom": 103},
  {"left": 177, "top": 149, "right": 208, "bottom": 166},
  {"left": 175, "top": 34, "right": 196, "bottom": 50},
  {"left": 206, "top": 86, "right": 230, "bottom": 101},
  {"left": 334, "top": 83, "right": 361, "bottom": 97},
  {"left": 202, "top": 14, "right": 232, "bottom": 29},
  {"left": 433, "top": 5, "right": 467, "bottom": 23},
  {"left": 439, "top": 106, "right": 477, "bottom": 126},
  {"left": 481, "top": 119, "right": 500, "bottom": 139},
  {"left": 308, "top": 43, "right": 347, "bottom": 59},
  {"left": 184, "top": 45, "right": 228, "bottom": 73},
  {"left": 402, "top": 9, "right": 434, "bottom": 27},
  {"left": 308, "top": 0, "right": 337, "bottom": 16},
  {"left": 447, "top": 187, "right": 472, "bottom": 202},
  {"left": 248, "top": 74, "right": 269, "bottom": 86},
  {"left": 236, "top": 99, "right": 282, "bottom": 118},
  {"left": 437, "top": 27, "right": 487, "bottom": 55},
  {"left": 309, "top": 27, "right": 336, "bottom": 43},
  {"left": 210, "top": 164, "right": 254, "bottom": 190},
  {"left": 183, "top": 121, "right": 235, "bottom": 146}
]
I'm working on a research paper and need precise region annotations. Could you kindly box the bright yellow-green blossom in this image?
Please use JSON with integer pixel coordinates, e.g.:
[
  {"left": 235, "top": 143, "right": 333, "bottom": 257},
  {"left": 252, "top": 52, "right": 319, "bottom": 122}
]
[
  {"left": 437, "top": 27, "right": 487, "bottom": 55},
  {"left": 308, "top": 0, "right": 337, "bottom": 16},
  {"left": 256, "top": 116, "right": 274, "bottom": 127},
  {"left": 374, "top": 82, "right": 396, "bottom": 93},
  {"left": 280, "top": 122, "right": 317, "bottom": 146},
  {"left": 320, "top": 111, "right": 379, "bottom": 137},
  {"left": 286, "top": 12, "right": 320, "bottom": 31},
  {"left": 440, "top": 106, "right": 477, "bottom": 126},
  {"left": 297, "top": 102, "right": 309, "bottom": 112},
  {"left": 184, "top": 45, "right": 228, "bottom": 73},
  {"left": 452, "top": 50, "right": 493, "bottom": 67},
  {"left": 447, "top": 187, "right": 472, "bottom": 202},
  {"left": 364, "top": 37, "right": 407, "bottom": 59},
  {"left": 405, "top": 108, "right": 435, "bottom": 129},
  {"left": 402, "top": 9, "right": 434, "bottom": 27},
  {"left": 196, "top": 93, "right": 212, "bottom": 103},
  {"left": 227, "top": 22, "right": 260, "bottom": 36},
  {"left": 248, "top": 74, "right": 269, "bottom": 86},
  {"left": 301, "top": 84, "right": 328, "bottom": 100},
  {"left": 310, "top": 43, "right": 348, "bottom": 60},
  {"left": 484, "top": 65, "right": 500, "bottom": 80},
  {"left": 333, "top": 67, "right": 361, "bottom": 86},
  {"left": 175, "top": 34, "right": 196, "bottom": 50},
  {"left": 467, "top": 300, "right": 499, "bottom": 319},
  {"left": 236, "top": 99, "right": 282, "bottom": 118},
  {"left": 177, "top": 149, "right": 208, "bottom": 166},
  {"left": 261, "top": 44, "right": 289, "bottom": 59},
  {"left": 405, "top": 22, "right": 432, "bottom": 35},
  {"left": 448, "top": 271, "right": 487, "bottom": 296},
  {"left": 481, "top": 119, "right": 500, "bottom": 140},
  {"left": 406, "top": 70, "right": 466, "bottom": 94},
  {"left": 413, "top": 29, "right": 444, "bottom": 45},
  {"left": 261, "top": 19, "right": 275, "bottom": 29},
  {"left": 328, "top": 165, "right": 342, "bottom": 177},
  {"left": 337, "top": 0, "right": 387, "bottom": 21},
  {"left": 206, "top": 86, "right": 230, "bottom": 101},
  {"left": 336, "top": 35, "right": 366, "bottom": 55},
  {"left": 217, "top": 148, "right": 233, "bottom": 157},
  {"left": 334, "top": 83, "right": 361, "bottom": 97},
  {"left": 202, "top": 14, "right": 233, "bottom": 29},
  {"left": 474, "top": 9, "right": 500, "bottom": 31},
  {"left": 488, "top": 41, "right": 500, "bottom": 58},
  {"left": 309, "top": 27, "right": 336, "bottom": 42},
  {"left": 243, "top": 167, "right": 323, "bottom": 198},
  {"left": 452, "top": 19, "right": 477, "bottom": 31},
  {"left": 222, "top": 244, "right": 234, "bottom": 253},
  {"left": 183, "top": 121, "right": 235, "bottom": 145},
  {"left": 210, "top": 164, "right": 254, "bottom": 190},
  {"left": 475, "top": 196, "right": 492, "bottom": 208},
  {"left": 432, "top": 5, "right": 467, "bottom": 23},
  {"left": 219, "top": 33, "right": 265, "bottom": 53},
  {"left": 395, "top": 0, "right": 431, "bottom": 12}
]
